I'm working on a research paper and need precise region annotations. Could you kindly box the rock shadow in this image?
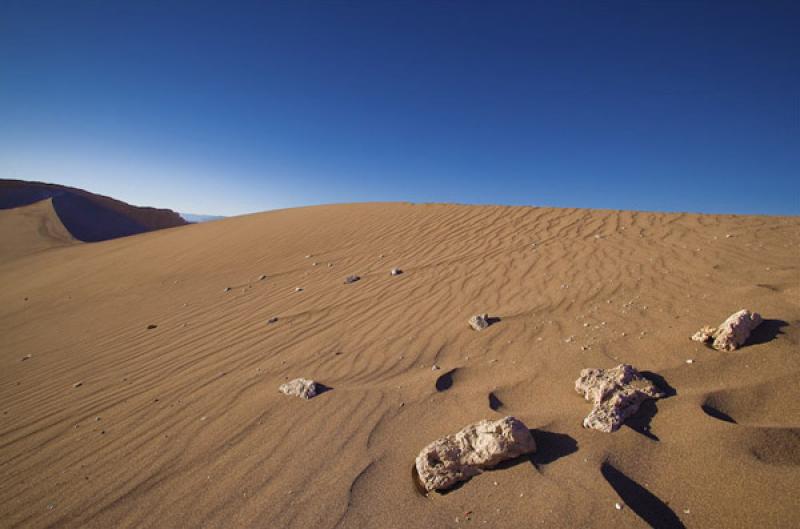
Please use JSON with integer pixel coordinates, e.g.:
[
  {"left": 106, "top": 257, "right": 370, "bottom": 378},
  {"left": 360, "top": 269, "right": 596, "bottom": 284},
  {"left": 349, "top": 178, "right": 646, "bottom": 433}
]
[
  {"left": 488, "top": 392, "right": 503, "bottom": 411},
  {"left": 745, "top": 319, "right": 788, "bottom": 347},
  {"left": 530, "top": 430, "right": 578, "bottom": 467},
  {"left": 601, "top": 462, "right": 686, "bottom": 529},
  {"left": 435, "top": 369, "right": 456, "bottom": 392},
  {"left": 623, "top": 372, "right": 676, "bottom": 441},
  {"left": 314, "top": 383, "right": 333, "bottom": 396},
  {"left": 486, "top": 316, "right": 501, "bottom": 327}
]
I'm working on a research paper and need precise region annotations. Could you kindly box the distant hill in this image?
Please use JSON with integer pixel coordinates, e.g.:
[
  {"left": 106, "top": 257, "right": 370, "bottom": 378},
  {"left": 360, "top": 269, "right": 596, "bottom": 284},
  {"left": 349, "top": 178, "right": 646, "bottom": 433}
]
[
  {"left": 180, "top": 212, "right": 226, "bottom": 223},
  {"left": 0, "top": 179, "right": 188, "bottom": 242}
]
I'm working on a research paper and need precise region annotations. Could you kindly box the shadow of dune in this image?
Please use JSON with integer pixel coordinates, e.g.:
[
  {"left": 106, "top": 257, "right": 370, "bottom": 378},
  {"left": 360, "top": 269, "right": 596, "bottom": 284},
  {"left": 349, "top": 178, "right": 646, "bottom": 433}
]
[
  {"left": 601, "top": 462, "right": 686, "bottom": 529},
  {"left": 746, "top": 319, "right": 788, "bottom": 347},
  {"left": 435, "top": 369, "right": 456, "bottom": 392}
]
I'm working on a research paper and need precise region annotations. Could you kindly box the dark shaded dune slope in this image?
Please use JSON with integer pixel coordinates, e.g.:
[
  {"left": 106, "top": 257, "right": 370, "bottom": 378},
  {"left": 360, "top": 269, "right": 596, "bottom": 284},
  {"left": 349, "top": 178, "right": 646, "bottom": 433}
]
[{"left": 0, "top": 179, "right": 187, "bottom": 241}]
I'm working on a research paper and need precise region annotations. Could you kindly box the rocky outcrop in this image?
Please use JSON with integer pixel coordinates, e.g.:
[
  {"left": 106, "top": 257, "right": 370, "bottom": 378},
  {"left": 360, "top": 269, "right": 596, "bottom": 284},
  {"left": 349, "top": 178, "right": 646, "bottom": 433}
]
[
  {"left": 468, "top": 314, "right": 490, "bottom": 331},
  {"left": 279, "top": 378, "right": 320, "bottom": 399},
  {"left": 414, "top": 416, "right": 536, "bottom": 492},
  {"left": 692, "top": 309, "right": 762, "bottom": 351},
  {"left": 575, "top": 364, "right": 664, "bottom": 432}
]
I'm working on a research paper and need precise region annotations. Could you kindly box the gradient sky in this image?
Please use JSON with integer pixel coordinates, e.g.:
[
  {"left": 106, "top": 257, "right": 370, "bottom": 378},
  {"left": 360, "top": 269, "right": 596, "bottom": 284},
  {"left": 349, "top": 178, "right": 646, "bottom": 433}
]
[{"left": 1, "top": 1, "right": 798, "bottom": 216}]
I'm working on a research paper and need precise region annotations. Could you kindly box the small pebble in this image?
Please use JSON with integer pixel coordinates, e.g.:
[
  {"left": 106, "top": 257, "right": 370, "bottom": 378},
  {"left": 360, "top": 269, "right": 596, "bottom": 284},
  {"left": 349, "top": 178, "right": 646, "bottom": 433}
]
[
  {"left": 686, "top": 359, "right": 694, "bottom": 364},
  {"left": 73, "top": 381, "right": 83, "bottom": 388},
  {"left": 615, "top": 502, "right": 623, "bottom": 510},
  {"left": 223, "top": 287, "right": 231, "bottom": 292},
  {"left": 267, "top": 317, "right": 278, "bottom": 324},
  {"left": 431, "top": 364, "right": 440, "bottom": 371}
]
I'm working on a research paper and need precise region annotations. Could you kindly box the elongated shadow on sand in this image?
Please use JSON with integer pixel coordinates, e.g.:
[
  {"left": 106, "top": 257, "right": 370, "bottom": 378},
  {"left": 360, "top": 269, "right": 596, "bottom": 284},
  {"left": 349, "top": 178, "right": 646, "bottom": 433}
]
[
  {"left": 624, "top": 372, "right": 677, "bottom": 441},
  {"left": 488, "top": 392, "right": 503, "bottom": 411},
  {"left": 435, "top": 370, "right": 456, "bottom": 392},
  {"left": 601, "top": 462, "right": 686, "bottom": 529},
  {"left": 701, "top": 404, "right": 737, "bottom": 424},
  {"left": 745, "top": 319, "right": 788, "bottom": 347}
]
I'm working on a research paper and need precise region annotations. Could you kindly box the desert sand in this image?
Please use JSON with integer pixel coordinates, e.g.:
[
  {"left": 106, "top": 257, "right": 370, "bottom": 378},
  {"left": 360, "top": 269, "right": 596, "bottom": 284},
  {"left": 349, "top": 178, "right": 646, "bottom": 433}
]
[{"left": 1, "top": 201, "right": 798, "bottom": 529}]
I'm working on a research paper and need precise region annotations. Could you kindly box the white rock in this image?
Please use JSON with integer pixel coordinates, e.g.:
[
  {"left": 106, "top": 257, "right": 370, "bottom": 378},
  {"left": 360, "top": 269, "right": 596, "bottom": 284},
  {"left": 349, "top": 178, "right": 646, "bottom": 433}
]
[
  {"left": 390, "top": 267, "right": 402, "bottom": 276},
  {"left": 223, "top": 287, "right": 231, "bottom": 292},
  {"left": 468, "top": 313, "right": 490, "bottom": 331},
  {"left": 691, "top": 309, "right": 762, "bottom": 351},
  {"left": 279, "top": 378, "right": 320, "bottom": 399},
  {"left": 294, "top": 287, "right": 303, "bottom": 292},
  {"left": 415, "top": 416, "right": 536, "bottom": 492},
  {"left": 575, "top": 364, "right": 664, "bottom": 432}
]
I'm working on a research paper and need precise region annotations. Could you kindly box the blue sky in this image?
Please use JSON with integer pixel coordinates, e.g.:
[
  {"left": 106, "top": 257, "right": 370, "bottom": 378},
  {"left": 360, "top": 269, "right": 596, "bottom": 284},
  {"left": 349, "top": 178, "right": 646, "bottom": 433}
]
[{"left": 1, "top": 1, "right": 798, "bottom": 216}]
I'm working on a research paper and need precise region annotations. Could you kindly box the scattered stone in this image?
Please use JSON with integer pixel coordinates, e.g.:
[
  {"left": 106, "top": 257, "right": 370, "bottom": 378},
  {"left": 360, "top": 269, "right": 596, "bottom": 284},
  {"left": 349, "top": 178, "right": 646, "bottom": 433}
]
[
  {"left": 20, "top": 354, "right": 32, "bottom": 361},
  {"left": 692, "top": 309, "right": 763, "bottom": 351},
  {"left": 294, "top": 287, "right": 303, "bottom": 292},
  {"left": 686, "top": 359, "right": 694, "bottom": 364},
  {"left": 146, "top": 324, "right": 157, "bottom": 330},
  {"left": 615, "top": 502, "right": 623, "bottom": 511},
  {"left": 390, "top": 267, "right": 402, "bottom": 276},
  {"left": 312, "top": 262, "right": 318, "bottom": 266},
  {"left": 223, "top": 287, "right": 231, "bottom": 292},
  {"left": 259, "top": 275, "right": 267, "bottom": 281},
  {"left": 328, "top": 263, "right": 334, "bottom": 268},
  {"left": 279, "top": 378, "right": 321, "bottom": 400},
  {"left": 575, "top": 364, "right": 665, "bottom": 432},
  {"left": 468, "top": 313, "right": 490, "bottom": 331},
  {"left": 267, "top": 317, "right": 278, "bottom": 324},
  {"left": 414, "top": 416, "right": 536, "bottom": 492},
  {"left": 344, "top": 275, "right": 360, "bottom": 284},
  {"left": 73, "top": 381, "right": 83, "bottom": 388},
  {"left": 305, "top": 254, "right": 312, "bottom": 259},
  {"left": 432, "top": 364, "right": 440, "bottom": 371}
]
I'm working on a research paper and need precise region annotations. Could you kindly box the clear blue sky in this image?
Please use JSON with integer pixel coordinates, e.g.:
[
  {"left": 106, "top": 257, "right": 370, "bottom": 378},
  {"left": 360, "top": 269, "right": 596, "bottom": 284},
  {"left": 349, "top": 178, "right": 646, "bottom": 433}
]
[{"left": 1, "top": 1, "right": 798, "bottom": 216}]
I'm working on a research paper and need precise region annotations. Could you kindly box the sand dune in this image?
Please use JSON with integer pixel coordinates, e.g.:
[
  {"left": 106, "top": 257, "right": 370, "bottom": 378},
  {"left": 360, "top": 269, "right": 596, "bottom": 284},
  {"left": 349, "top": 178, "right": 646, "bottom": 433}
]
[
  {"left": 0, "top": 199, "right": 76, "bottom": 263},
  {"left": 0, "top": 179, "right": 187, "bottom": 242},
  {"left": 1, "top": 203, "right": 798, "bottom": 529}
]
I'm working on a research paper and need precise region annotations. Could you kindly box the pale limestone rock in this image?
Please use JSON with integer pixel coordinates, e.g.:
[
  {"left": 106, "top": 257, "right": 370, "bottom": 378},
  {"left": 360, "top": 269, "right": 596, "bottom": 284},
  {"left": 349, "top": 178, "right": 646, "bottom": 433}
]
[
  {"left": 414, "top": 416, "right": 536, "bottom": 492},
  {"left": 279, "top": 378, "right": 319, "bottom": 399},
  {"left": 468, "top": 313, "right": 490, "bottom": 331},
  {"left": 575, "top": 364, "right": 664, "bottom": 432},
  {"left": 692, "top": 309, "right": 762, "bottom": 351}
]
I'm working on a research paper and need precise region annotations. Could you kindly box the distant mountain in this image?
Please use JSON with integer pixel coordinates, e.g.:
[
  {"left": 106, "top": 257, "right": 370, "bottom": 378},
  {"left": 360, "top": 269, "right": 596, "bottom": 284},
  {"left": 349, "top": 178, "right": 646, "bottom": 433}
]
[
  {"left": 0, "top": 179, "right": 188, "bottom": 242},
  {"left": 180, "top": 212, "right": 226, "bottom": 223}
]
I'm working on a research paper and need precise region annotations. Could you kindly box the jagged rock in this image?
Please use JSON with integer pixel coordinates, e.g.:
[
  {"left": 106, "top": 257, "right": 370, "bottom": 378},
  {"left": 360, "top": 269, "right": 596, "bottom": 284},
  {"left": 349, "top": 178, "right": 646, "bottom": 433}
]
[
  {"left": 691, "top": 309, "right": 762, "bottom": 351},
  {"left": 414, "top": 416, "right": 536, "bottom": 492},
  {"left": 575, "top": 364, "right": 664, "bottom": 432},
  {"left": 344, "top": 275, "right": 360, "bottom": 284},
  {"left": 468, "top": 314, "right": 490, "bottom": 331},
  {"left": 390, "top": 268, "right": 402, "bottom": 276},
  {"left": 279, "top": 378, "right": 319, "bottom": 399}
]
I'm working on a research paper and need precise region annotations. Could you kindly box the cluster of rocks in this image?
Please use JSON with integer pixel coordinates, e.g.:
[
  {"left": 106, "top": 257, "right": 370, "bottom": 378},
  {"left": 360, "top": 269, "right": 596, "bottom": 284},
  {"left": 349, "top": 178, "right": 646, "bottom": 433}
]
[{"left": 692, "top": 309, "right": 762, "bottom": 351}]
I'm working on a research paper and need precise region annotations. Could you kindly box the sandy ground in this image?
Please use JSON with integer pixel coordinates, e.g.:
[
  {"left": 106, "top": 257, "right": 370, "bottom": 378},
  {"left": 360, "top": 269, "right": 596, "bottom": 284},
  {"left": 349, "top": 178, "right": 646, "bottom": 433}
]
[{"left": 1, "top": 201, "right": 798, "bottom": 529}]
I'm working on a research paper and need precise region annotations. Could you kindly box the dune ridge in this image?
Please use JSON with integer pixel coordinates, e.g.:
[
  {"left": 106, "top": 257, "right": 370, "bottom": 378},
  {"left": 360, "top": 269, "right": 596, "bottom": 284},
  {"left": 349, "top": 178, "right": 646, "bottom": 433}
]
[{"left": 1, "top": 202, "right": 798, "bottom": 529}]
